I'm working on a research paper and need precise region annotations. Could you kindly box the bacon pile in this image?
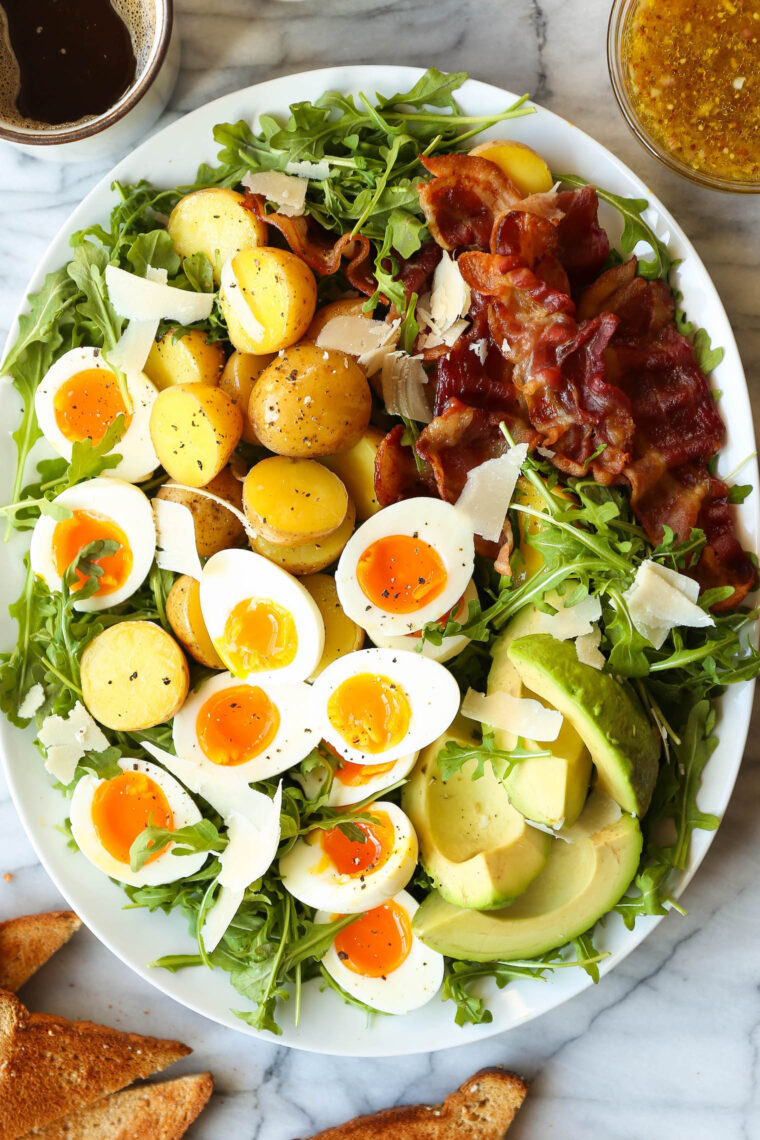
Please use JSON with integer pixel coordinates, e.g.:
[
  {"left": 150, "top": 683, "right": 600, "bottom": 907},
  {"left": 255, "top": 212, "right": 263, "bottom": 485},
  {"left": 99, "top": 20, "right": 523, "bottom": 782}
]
[{"left": 374, "top": 154, "right": 754, "bottom": 609}]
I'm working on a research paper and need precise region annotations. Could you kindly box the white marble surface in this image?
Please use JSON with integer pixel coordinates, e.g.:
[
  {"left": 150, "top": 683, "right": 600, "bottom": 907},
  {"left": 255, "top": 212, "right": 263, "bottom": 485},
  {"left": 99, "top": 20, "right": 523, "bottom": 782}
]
[{"left": 1, "top": 1, "right": 760, "bottom": 1136}]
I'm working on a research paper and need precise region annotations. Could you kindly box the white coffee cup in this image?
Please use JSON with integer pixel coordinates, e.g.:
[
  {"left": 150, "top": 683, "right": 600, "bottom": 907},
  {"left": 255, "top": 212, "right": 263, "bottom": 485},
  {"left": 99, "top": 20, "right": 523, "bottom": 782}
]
[{"left": 0, "top": 0, "right": 178, "bottom": 163}]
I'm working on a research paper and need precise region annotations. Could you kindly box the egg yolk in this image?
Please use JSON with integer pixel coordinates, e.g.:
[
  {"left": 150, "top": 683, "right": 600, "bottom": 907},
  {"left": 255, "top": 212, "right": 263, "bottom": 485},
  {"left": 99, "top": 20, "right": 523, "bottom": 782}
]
[
  {"left": 333, "top": 900, "right": 413, "bottom": 978},
  {"left": 53, "top": 368, "right": 131, "bottom": 444},
  {"left": 411, "top": 591, "right": 468, "bottom": 639},
  {"left": 91, "top": 770, "right": 173, "bottom": 866},
  {"left": 327, "top": 673, "right": 411, "bottom": 754},
  {"left": 197, "top": 684, "right": 280, "bottom": 766},
  {"left": 51, "top": 509, "right": 133, "bottom": 595},
  {"left": 320, "top": 812, "right": 394, "bottom": 876},
  {"left": 335, "top": 758, "right": 398, "bottom": 787},
  {"left": 219, "top": 597, "right": 298, "bottom": 676},
  {"left": 357, "top": 534, "right": 447, "bottom": 614}
]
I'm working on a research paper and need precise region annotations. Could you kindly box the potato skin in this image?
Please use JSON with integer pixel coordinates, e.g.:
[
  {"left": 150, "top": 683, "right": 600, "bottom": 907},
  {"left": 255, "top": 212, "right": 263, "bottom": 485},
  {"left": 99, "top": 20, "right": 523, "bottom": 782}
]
[
  {"left": 302, "top": 297, "right": 371, "bottom": 343},
  {"left": 156, "top": 467, "right": 245, "bottom": 557},
  {"left": 81, "top": 621, "right": 189, "bottom": 731},
  {"left": 149, "top": 382, "right": 243, "bottom": 487},
  {"left": 249, "top": 345, "right": 371, "bottom": 458},
  {"left": 144, "top": 328, "right": 225, "bottom": 390},
  {"left": 220, "top": 247, "right": 317, "bottom": 355},
  {"left": 168, "top": 188, "right": 267, "bottom": 282},
  {"left": 218, "top": 350, "right": 275, "bottom": 444},
  {"left": 166, "top": 575, "right": 224, "bottom": 668},
  {"left": 301, "top": 573, "right": 364, "bottom": 678},
  {"left": 250, "top": 498, "right": 356, "bottom": 575}
]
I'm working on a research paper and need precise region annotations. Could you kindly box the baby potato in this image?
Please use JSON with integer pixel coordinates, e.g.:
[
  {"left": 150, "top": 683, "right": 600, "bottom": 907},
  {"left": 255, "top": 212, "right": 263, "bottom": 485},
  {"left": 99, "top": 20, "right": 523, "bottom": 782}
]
[
  {"left": 81, "top": 621, "right": 189, "bottom": 731},
  {"left": 321, "top": 425, "right": 385, "bottom": 521},
  {"left": 243, "top": 457, "right": 348, "bottom": 546},
  {"left": 144, "top": 328, "right": 225, "bottom": 391},
  {"left": 218, "top": 349, "right": 275, "bottom": 444},
  {"left": 250, "top": 498, "right": 356, "bottom": 576},
  {"left": 249, "top": 345, "right": 371, "bottom": 458},
  {"left": 301, "top": 573, "right": 364, "bottom": 679},
  {"left": 168, "top": 188, "right": 267, "bottom": 282},
  {"left": 220, "top": 247, "right": 317, "bottom": 355},
  {"left": 150, "top": 383, "right": 243, "bottom": 487},
  {"left": 156, "top": 467, "right": 245, "bottom": 557},
  {"left": 166, "top": 574, "right": 224, "bottom": 668},
  {"left": 469, "top": 139, "right": 553, "bottom": 196},
  {"left": 302, "top": 297, "right": 372, "bottom": 343}
]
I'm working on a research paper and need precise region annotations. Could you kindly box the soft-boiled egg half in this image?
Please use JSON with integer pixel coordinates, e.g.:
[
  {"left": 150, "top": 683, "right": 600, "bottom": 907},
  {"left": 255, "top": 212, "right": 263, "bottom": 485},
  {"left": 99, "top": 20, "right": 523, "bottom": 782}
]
[
  {"left": 317, "top": 890, "right": 444, "bottom": 1015},
  {"left": 34, "top": 346, "right": 158, "bottom": 483},
  {"left": 172, "top": 671, "right": 316, "bottom": 782},
  {"left": 30, "top": 476, "right": 156, "bottom": 611},
  {"left": 371, "top": 579, "right": 478, "bottom": 663},
  {"left": 336, "top": 498, "right": 475, "bottom": 637},
  {"left": 309, "top": 647, "right": 460, "bottom": 766},
  {"left": 70, "top": 757, "right": 207, "bottom": 887},
  {"left": 297, "top": 745, "right": 419, "bottom": 808},
  {"left": 200, "top": 549, "right": 324, "bottom": 684},
  {"left": 280, "top": 800, "right": 418, "bottom": 913}
]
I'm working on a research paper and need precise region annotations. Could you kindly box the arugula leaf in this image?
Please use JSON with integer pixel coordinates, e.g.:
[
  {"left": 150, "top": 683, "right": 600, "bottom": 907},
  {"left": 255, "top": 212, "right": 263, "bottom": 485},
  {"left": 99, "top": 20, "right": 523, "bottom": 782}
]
[
  {"left": 377, "top": 68, "right": 469, "bottom": 111},
  {"left": 181, "top": 252, "right": 215, "bottom": 293},
  {"left": 728, "top": 483, "right": 752, "bottom": 505},
  {"left": 692, "top": 327, "right": 725, "bottom": 374},
  {"left": 67, "top": 242, "right": 122, "bottom": 351},
  {"left": 1, "top": 266, "right": 78, "bottom": 378},
  {"left": 436, "top": 728, "right": 549, "bottom": 783},
  {"left": 387, "top": 208, "right": 427, "bottom": 259},
  {"left": 554, "top": 173, "right": 672, "bottom": 280},
  {"left": 127, "top": 229, "right": 181, "bottom": 277},
  {"left": 130, "top": 817, "right": 226, "bottom": 872}
]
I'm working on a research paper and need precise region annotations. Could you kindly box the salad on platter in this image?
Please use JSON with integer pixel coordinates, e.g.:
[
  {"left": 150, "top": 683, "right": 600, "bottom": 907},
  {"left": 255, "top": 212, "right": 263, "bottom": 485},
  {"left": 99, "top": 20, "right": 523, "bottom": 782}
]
[{"left": 1, "top": 68, "right": 758, "bottom": 1035}]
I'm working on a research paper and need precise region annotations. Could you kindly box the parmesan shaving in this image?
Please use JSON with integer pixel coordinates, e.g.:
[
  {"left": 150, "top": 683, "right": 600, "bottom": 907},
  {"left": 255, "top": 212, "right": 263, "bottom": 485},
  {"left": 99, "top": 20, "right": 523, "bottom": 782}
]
[
  {"left": 429, "top": 251, "right": 471, "bottom": 333},
  {"left": 17, "top": 683, "right": 44, "bottom": 720},
  {"left": 242, "top": 170, "right": 307, "bottom": 217},
  {"left": 381, "top": 353, "right": 433, "bottom": 423},
  {"left": 622, "top": 559, "right": 713, "bottom": 650},
  {"left": 39, "top": 702, "right": 109, "bottom": 786},
  {"left": 285, "top": 159, "right": 330, "bottom": 180},
  {"left": 316, "top": 314, "right": 391, "bottom": 356},
  {"left": 455, "top": 444, "right": 528, "bottom": 542},
  {"left": 200, "top": 886, "right": 244, "bottom": 954},
  {"left": 164, "top": 482, "right": 258, "bottom": 544},
  {"left": 575, "top": 625, "right": 605, "bottom": 670},
  {"left": 528, "top": 592, "right": 602, "bottom": 641},
  {"left": 105, "top": 264, "right": 215, "bottom": 324},
  {"left": 468, "top": 338, "right": 488, "bottom": 365},
  {"left": 461, "top": 687, "right": 562, "bottom": 742},
  {"left": 420, "top": 318, "right": 469, "bottom": 350},
  {"left": 220, "top": 256, "right": 266, "bottom": 342},
  {"left": 109, "top": 266, "right": 167, "bottom": 376},
  {"left": 153, "top": 498, "right": 203, "bottom": 580}
]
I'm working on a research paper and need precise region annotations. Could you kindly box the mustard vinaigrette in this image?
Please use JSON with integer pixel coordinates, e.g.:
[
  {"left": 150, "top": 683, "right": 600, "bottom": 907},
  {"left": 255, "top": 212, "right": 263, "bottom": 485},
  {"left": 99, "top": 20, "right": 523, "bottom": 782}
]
[{"left": 623, "top": 0, "right": 760, "bottom": 183}]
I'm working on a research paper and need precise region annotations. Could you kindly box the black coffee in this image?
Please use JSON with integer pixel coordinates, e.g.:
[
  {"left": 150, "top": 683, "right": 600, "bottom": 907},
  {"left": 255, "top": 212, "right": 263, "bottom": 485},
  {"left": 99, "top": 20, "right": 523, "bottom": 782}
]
[{"left": 1, "top": 0, "right": 137, "bottom": 126}]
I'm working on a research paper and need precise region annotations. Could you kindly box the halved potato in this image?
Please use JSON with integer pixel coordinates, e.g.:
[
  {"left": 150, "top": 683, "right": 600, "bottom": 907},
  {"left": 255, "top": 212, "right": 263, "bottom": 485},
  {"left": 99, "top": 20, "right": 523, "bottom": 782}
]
[
  {"left": 168, "top": 188, "right": 267, "bottom": 282},
  {"left": 144, "top": 328, "right": 225, "bottom": 390},
  {"left": 301, "top": 573, "right": 364, "bottom": 678},
  {"left": 156, "top": 467, "right": 245, "bottom": 557},
  {"left": 321, "top": 425, "right": 385, "bottom": 521},
  {"left": 218, "top": 350, "right": 275, "bottom": 444},
  {"left": 469, "top": 139, "right": 553, "bottom": 196},
  {"left": 166, "top": 574, "right": 224, "bottom": 668},
  {"left": 243, "top": 457, "right": 349, "bottom": 545},
  {"left": 149, "top": 383, "right": 243, "bottom": 487},
  {"left": 220, "top": 247, "right": 317, "bottom": 354},
  {"left": 81, "top": 621, "right": 189, "bottom": 731},
  {"left": 250, "top": 498, "right": 356, "bottom": 575}
]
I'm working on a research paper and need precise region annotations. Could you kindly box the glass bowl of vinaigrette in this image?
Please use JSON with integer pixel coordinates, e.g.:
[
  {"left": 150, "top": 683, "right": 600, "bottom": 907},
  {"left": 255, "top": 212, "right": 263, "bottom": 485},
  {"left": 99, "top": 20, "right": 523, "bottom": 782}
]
[{"left": 608, "top": 0, "right": 760, "bottom": 192}]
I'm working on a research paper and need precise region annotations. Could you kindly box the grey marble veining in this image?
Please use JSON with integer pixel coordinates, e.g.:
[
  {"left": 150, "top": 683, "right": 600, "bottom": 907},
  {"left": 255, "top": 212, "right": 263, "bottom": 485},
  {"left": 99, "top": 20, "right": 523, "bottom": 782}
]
[{"left": 1, "top": 1, "right": 760, "bottom": 1136}]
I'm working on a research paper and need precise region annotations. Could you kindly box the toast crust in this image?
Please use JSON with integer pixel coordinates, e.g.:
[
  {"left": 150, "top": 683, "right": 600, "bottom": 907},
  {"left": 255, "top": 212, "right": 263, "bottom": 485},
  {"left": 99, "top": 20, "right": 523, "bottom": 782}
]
[
  {"left": 0, "top": 913, "right": 81, "bottom": 994},
  {"left": 19, "top": 1073, "right": 214, "bottom": 1140},
  {"left": 299, "top": 1068, "right": 528, "bottom": 1140},
  {"left": 0, "top": 990, "right": 190, "bottom": 1140}
]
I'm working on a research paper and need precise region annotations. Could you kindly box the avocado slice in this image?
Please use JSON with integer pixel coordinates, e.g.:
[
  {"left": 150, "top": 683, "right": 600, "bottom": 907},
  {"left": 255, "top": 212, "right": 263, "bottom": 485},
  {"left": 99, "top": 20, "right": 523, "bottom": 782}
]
[
  {"left": 508, "top": 634, "right": 660, "bottom": 817},
  {"left": 413, "top": 791, "right": 642, "bottom": 960},
  {"left": 402, "top": 721, "right": 551, "bottom": 910},
  {"left": 489, "top": 605, "right": 592, "bottom": 828}
]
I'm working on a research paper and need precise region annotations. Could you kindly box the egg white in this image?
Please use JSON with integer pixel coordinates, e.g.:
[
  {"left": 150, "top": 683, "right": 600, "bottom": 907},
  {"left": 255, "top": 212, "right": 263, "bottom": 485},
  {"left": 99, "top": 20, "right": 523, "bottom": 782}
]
[
  {"left": 309, "top": 647, "right": 460, "bottom": 765},
  {"left": 200, "top": 549, "right": 325, "bottom": 685},
  {"left": 172, "top": 670, "right": 317, "bottom": 782},
  {"left": 29, "top": 476, "right": 156, "bottom": 611},
  {"left": 34, "top": 346, "right": 159, "bottom": 483},
  {"left": 370, "top": 579, "right": 478, "bottom": 663},
  {"left": 317, "top": 889, "right": 445, "bottom": 1015},
  {"left": 336, "top": 498, "right": 475, "bottom": 637},
  {"left": 69, "top": 757, "right": 207, "bottom": 887},
  {"left": 280, "top": 800, "right": 418, "bottom": 913}
]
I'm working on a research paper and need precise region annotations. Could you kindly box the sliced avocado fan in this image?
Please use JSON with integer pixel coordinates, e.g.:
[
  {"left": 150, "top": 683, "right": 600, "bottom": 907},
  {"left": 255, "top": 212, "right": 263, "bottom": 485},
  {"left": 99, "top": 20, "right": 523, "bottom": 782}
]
[{"left": 507, "top": 634, "right": 660, "bottom": 816}]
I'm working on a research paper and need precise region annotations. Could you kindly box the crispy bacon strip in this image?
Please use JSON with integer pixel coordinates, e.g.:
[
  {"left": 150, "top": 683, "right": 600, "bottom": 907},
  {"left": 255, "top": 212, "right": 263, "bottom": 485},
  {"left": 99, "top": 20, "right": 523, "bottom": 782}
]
[
  {"left": 491, "top": 210, "right": 570, "bottom": 294},
  {"left": 243, "top": 192, "right": 375, "bottom": 293},
  {"left": 418, "top": 154, "right": 521, "bottom": 250},
  {"left": 374, "top": 424, "right": 437, "bottom": 508},
  {"left": 434, "top": 295, "right": 527, "bottom": 416},
  {"left": 555, "top": 186, "right": 610, "bottom": 294}
]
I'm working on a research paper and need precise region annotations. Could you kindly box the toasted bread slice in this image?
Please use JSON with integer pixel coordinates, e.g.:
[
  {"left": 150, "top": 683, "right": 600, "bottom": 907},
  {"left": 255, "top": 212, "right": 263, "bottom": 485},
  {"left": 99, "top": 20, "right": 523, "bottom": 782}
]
[
  {"left": 0, "top": 990, "right": 191, "bottom": 1140},
  {"left": 300, "top": 1068, "right": 528, "bottom": 1139},
  {"left": 21, "top": 1073, "right": 214, "bottom": 1139},
  {"left": 0, "top": 912, "right": 81, "bottom": 994}
]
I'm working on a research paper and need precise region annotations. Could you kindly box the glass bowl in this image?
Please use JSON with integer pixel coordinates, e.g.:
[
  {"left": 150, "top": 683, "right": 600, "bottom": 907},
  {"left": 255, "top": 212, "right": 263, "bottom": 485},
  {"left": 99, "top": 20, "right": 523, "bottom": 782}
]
[{"left": 607, "top": 0, "right": 760, "bottom": 194}]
